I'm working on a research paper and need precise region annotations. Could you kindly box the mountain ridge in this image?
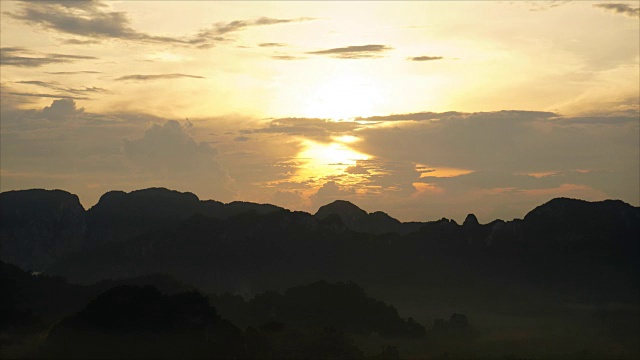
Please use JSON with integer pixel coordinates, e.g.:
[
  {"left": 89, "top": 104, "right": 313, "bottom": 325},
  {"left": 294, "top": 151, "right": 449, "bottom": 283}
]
[{"left": 1, "top": 187, "right": 638, "bottom": 277}]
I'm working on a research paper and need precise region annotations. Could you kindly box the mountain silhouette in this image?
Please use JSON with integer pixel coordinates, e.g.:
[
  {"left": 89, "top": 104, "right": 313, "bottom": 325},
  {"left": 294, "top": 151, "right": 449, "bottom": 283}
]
[
  {"left": 0, "top": 189, "right": 86, "bottom": 270},
  {"left": 86, "top": 188, "right": 283, "bottom": 248},
  {"left": 1, "top": 188, "right": 284, "bottom": 270},
  {"left": 315, "top": 200, "right": 423, "bottom": 235},
  {"left": 2, "top": 188, "right": 638, "bottom": 297},
  {"left": 1, "top": 188, "right": 639, "bottom": 359}
]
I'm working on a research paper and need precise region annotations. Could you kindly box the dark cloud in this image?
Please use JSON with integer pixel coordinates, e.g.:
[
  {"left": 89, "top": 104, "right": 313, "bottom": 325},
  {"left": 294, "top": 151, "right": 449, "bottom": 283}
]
[
  {"left": 45, "top": 71, "right": 102, "bottom": 75},
  {"left": 306, "top": 44, "right": 393, "bottom": 59},
  {"left": 9, "top": 1, "right": 314, "bottom": 48},
  {"left": 15, "top": 80, "right": 111, "bottom": 95},
  {"left": 0, "top": 47, "right": 97, "bottom": 67},
  {"left": 557, "top": 115, "right": 640, "bottom": 125},
  {"left": 408, "top": 56, "right": 444, "bottom": 61},
  {"left": 5, "top": 92, "right": 91, "bottom": 100},
  {"left": 187, "top": 17, "right": 313, "bottom": 48},
  {"left": 123, "top": 120, "right": 233, "bottom": 199},
  {"left": 234, "top": 136, "right": 250, "bottom": 142},
  {"left": 242, "top": 117, "right": 362, "bottom": 141},
  {"left": 593, "top": 3, "right": 640, "bottom": 17},
  {"left": 271, "top": 55, "right": 304, "bottom": 61},
  {"left": 355, "top": 110, "right": 612, "bottom": 172},
  {"left": 259, "top": 42, "right": 286, "bottom": 47},
  {"left": 115, "top": 74, "right": 205, "bottom": 81},
  {"left": 356, "top": 111, "right": 466, "bottom": 122},
  {"left": 272, "top": 189, "right": 306, "bottom": 208},
  {"left": 42, "top": 98, "right": 84, "bottom": 120},
  {"left": 11, "top": 1, "right": 140, "bottom": 38},
  {"left": 345, "top": 165, "right": 370, "bottom": 175},
  {"left": 311, "top": 181, "right": 356, "bottom": 206},
  {"left": 527, "top": 1, "right": 572, "bottom": 11},
  {"left": 62, "top": 38, "right": 101, "bottom": 45}
]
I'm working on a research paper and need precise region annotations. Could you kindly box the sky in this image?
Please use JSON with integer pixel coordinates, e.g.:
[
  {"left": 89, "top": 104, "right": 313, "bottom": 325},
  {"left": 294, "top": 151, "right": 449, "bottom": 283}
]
[{"left": 1, "top": 0, "right": 639, "bottom": 222}]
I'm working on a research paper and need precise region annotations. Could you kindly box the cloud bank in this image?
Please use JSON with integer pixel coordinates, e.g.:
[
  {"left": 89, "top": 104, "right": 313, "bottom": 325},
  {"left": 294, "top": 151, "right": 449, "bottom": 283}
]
[
  {"left": 306, "top": 45, "right": 393, "bottom": 59},
  {"left": 0, "top": 47, "right": 97, "bottom": 67},
  {"left": 593, "top": 3, "right": 640, "bottom": 17}
]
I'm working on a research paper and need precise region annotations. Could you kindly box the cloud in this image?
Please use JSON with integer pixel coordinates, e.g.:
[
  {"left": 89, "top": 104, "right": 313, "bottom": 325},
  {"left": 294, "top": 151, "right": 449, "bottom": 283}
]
[
  {"left": 187, "top": 17, "right": 313, "bottom": 48},
  {"left": 527, "top": 1, "right": 572, "bottom": 11},
  {"left": 311, "top": 181, "right": 356, "bottom": 206},
  {"left": 15, "top": 80, "right": 111, "bottom": 95},
  {"left": 345, "top": 165, "right": 370, "bottom": 175},
  {"left": 258, "top": 42, "right": 286, "bottom": 47},
  {"left": 62, "top": 38, "right": 102, "bottom": 45},
  {"left": 347, "top": 110, "right": 639, "bottom": 218},
  {"left": 124, "top": 120, "right": 233, "bottom": 199},
  {"left": 115, "top": 74, "right": 205, "bottom": 81},
  {"left": 272, "top": 189, "right": 307, "bottom": 209},
  {"left": 9, "top": 1, "right": 314, "bottom": 48},
  {"left": 354, "top": 110, "right": 638, "bottom": 172},
  {"left": 41, "top": 98, "right": 84, "bottom": 120},
  {"left": 271, "top": 55, "right": 304, "bottom": 61},
  {"left": 242, "top": 117, "right": 362, "bottom": 141},
  {"left": 211, "top": 17, "right": 309, "bottom": 35},
  {"left": 593, "top": 3, "right": 640, "bottom": 17},
  {"left": 306, "top": 44, "right": 393, "bottom": 59},
  {"left": 5, "top": 92, "right": 91, "bottom": 100},
  {"left": 408, "top": 56, "right": 444, "bottom": 61},
  {"left": 10, "top": 1, "right": 159, "bottom": 42},
  {"left": 234, "top": 136, "right": 250, "bottom": 142},
  {"left": 45, "top": 71, "right": 102, "bottom": 75},
  {"left": 356, "top": 111, "right": 466, "bottom": 122},
  {"left": 0, "top": 47, "right": 97, "bottom": 67}
]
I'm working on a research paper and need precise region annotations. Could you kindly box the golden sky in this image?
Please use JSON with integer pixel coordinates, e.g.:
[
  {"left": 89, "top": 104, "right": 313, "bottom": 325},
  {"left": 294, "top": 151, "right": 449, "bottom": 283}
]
[{"left": 1, "top": 1, "right": 639, "bottom": 222}]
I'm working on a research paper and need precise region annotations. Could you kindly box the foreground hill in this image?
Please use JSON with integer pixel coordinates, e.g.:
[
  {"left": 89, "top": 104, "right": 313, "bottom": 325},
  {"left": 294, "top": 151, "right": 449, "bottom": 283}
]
[{"left": 1, "top": 262, "right": 416, "bottom": 359}]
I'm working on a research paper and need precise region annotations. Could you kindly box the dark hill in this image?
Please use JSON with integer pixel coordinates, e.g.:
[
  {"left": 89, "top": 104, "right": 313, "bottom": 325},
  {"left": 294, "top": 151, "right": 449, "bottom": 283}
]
[
  {"left": 315, "top": 200, "right": 422, "bottom": 235},
  {"left": 86, "top": 188, "right": 204, "bottom": 247},
  {"left": 0, "top": 260, "right": 193, "bottom": 329},
  {"left": 210, "top": 280, "right": 425, "bottom": 338},
  {"left": 0, "top": 189, "right": 85, "bottom": 270},
  {"left": 1, "top": 188, "right": 285, "bottom": 270},
  {"left": 46, "top": 285, "right": 243, "bottom": 360},
  {"left": 86, "top": 188, "right": 286, "bottom": 247}
]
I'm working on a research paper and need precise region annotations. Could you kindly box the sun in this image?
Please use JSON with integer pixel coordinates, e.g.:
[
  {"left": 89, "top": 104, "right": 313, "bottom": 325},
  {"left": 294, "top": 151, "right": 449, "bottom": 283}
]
[
  {"left": 294, "top": 139, "right": 370, "bottom": 181},
  {"left": 302, "top": 74, "right": 384, "bottom": 120}
]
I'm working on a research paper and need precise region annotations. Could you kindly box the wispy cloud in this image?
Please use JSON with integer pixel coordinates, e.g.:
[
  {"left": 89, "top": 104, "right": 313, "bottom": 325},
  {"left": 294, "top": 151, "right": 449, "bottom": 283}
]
[
  {"left": 408, "top": 56, "right": 444, "bottom": 61},
  {"left": 527, "top": 1, "right": 572, "bottom": 12},
  {"left": 114, "top": 74, "right": 205, "bottom": 81},
  {"left": 4, "top": 92, "right": 91, "bottom": 100},
  {"left": 62, "top": 38, "right": 102, "bottom": 45},
  {"left": 15, "top": 80, "right": 111, "bottom": 95},
  {"left": 259, "top": 42, "right": 287, "bottom": 47},
  {"left": 188, "top": 17, "right": 313, "bottom": 48},
  {"left": 9, "top": 1, "right": 314, "bottom": 48},
  {"left": 356, "top": 111, "right": 465, "bottom": 122},
  {"left": 593, "top": 3, "right": 640, "bottom": 17},
  {"left": 306, "top": 44, "right": 393, "bottom": 59},
  {"left": 271, "top": 55, "right": 304, "bottom": 61},
  {"left": 0, "top": 47, "right": 97, "bottom": 67},
  {"left": 46, "top": 71, "right": 102, "bottom": 75}
]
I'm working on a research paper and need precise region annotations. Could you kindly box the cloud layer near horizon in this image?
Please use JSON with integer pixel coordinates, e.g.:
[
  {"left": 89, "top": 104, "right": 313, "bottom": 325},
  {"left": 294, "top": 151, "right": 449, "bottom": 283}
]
[{"left": 4, "top": 94, "right": 636, "bottom": 222}]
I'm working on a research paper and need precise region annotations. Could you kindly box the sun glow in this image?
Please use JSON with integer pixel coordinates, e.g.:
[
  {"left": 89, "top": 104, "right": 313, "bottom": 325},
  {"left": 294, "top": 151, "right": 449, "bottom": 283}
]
[
  {"left": 294, "top": 140, "right": 370, "bottom": 181},
  {"left": 302, "top": 74, "right": 384, "bottom": 120}
]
